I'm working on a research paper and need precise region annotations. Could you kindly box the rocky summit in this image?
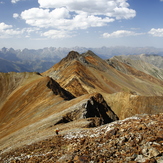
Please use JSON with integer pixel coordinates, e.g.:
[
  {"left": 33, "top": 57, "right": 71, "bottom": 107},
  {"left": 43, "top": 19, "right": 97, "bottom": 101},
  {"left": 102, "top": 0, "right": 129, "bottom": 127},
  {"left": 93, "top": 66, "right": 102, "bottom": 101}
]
[{"left": 0, "top": 50, "right": 163, "bottom": 162}]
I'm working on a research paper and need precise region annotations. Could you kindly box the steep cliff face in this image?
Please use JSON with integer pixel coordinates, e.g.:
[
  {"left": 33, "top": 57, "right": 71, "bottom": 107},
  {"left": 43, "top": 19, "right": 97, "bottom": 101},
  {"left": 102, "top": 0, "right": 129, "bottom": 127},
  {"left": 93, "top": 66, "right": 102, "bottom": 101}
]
[
  {"left": 54, "top": 93, "right": 118, "bottom": 127},
  {"left": 46, "top": 77, "right": 75, "bottom": 100}
]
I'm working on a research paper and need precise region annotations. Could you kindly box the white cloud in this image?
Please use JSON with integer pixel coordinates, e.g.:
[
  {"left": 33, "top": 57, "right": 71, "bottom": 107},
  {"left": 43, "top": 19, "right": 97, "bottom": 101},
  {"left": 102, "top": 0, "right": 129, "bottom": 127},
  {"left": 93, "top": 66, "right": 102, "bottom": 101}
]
[
  {"left": 4, "top": 29, "right": 22, "bottom": 35},
  {"left": 21, "top": 8, "right": 50, "bottom": 19},
  {"left": 38, "top": 0, "right": 136, "bottom": 19},
  {"left": 112, "top": 7, "right": 136, "bottom": 19},
  {"left": 148, "top": 28, "right": 163, "bottom": 37},
  {"left": 19, "top": 0, "right": 136, "bottom": 38},
  {"left": 0, "top": 22, "right": 39, "bottom": 38},
  {"left": 13, "top": 13, "right": 19, "bottom": 19},
  {"left": 102, "top": 30, "right": 143, "bottom": 38},
  {"left": 11, "top": 0, "right": 20, "bottom": 3},
  {"left": 0, "top": 22, "right": 12, "bottom": 30},
  {"left": 0, "top": 28, "right": 22, "bottom": 38},
  {"left": 38, "top": 0, "right": 136, "bottom": 20},
  {"left": 21, "top": 8, "right": 114, "bottom": 30},
  {"left": 42, "top": 30, "right": 72, "bottom": 38},
  {"left": 50, "top": 7, "right": 71, "bottom": 19}
]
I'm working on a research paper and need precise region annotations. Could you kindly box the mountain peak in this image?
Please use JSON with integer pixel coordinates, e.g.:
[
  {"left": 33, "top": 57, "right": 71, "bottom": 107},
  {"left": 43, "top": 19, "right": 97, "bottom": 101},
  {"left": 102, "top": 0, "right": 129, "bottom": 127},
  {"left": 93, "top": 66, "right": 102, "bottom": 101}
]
[
  {"left": 65, "top": 51, "right": 80, "bottom": 60},
  {"left": 58, "top": 51, "right": 80, "bottom": 65},
  {"left": 83, "top": 50, "right": 98, "bottom": 58}
]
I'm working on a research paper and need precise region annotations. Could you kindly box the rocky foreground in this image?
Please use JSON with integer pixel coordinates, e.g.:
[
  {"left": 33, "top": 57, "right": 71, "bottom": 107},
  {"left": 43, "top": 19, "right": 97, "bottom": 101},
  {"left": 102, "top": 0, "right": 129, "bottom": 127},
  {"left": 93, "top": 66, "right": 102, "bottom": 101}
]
[{"left": 1, "top": 113, "right": 163, "bottom": 163}]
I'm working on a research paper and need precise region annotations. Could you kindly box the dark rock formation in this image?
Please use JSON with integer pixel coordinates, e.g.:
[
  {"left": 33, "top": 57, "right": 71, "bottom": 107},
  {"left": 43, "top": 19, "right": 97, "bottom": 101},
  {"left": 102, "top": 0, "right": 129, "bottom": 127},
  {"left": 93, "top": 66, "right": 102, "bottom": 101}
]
[
  {"left": 54, "top": 93, "right": 119, "bottom": 126},
  {"left": 46, "top": 77, "right": 75, "bottom": 100},
  {"left": 60, "top": 51, "right": 80, "bottom": 63},
  {"left": 85, "top": 93, "right": 119, "bottom": 124}
]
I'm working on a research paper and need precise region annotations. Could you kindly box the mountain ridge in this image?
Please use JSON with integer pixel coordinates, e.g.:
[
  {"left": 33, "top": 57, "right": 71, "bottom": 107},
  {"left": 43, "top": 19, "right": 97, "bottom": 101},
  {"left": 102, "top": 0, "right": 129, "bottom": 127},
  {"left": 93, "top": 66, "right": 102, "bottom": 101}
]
[
  {"left": 43, "top": 50, "right": 163, "bottom": 96},
  {"left": 0, "top": 50, "right": 163, "bottom": 162},
  {"left": 0, "top": 64, "right": 119, "bottom": 154},
  {"left": 107, "top": 56, "right": 163, "bottom": 81}
]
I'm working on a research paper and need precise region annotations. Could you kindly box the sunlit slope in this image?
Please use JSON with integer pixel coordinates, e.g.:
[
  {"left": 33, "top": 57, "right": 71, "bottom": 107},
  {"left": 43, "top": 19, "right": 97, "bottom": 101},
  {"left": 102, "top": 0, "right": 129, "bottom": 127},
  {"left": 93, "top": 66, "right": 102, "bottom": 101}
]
[
  {"left": 0, "top": 70, "right": 118, "bottom": 152},
  {"left": 108, "top": 55, "right": 163, "bottom": 80},
  {"left": 105, "top": 92, "right": 163, "bottom": 119},
  {"left": 43, "top": 50, "right": 163, "bottom": 96},
  {"left": 0, "top": 74, "right": 72, "bottom": 139},
  {"left": 43, "top": 50, "right": 163, "bottom": 120},
  {"left": 0, "top": 72, "right": 42, "bottom": 109}
]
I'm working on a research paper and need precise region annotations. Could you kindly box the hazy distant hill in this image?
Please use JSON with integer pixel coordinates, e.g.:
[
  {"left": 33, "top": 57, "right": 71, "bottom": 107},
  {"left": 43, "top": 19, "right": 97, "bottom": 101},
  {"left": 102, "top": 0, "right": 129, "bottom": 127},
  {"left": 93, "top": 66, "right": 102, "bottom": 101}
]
[
  {"left": 107, "top": 54, "right": 163, "bottom": 80},
  {"left": 0, "top": 58, "right": 30, "bottom": 72},
  {"left": 0, "top": 58, "right": 56, "bottom": 73},
  {"left": 111, "top": 54, "right": 163, "bottom": 68},
  {"left": 0, "top": 46, "right": 163, "bottom": 72},
  {"left": 133, "top": 54, "right": 163, "bottom": 69}
]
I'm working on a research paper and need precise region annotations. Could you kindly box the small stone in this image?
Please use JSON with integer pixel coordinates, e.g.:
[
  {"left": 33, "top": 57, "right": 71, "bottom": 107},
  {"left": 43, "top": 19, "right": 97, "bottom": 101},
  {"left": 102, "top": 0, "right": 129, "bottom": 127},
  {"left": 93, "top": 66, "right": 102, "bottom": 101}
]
[
  {"left": 157, "top": 156, "right": 163, "bottom": 163},
  {"left": 126, "top": 157, "right": 132, "bottom": 161},
  {"left": 148, "top": 148, "right": 160, "bottom": 157},
  {"left": 131, "top": 153, "right": 138, "bottom": 160},
  {"left": 141, "top": 159, "right": 156, "bottom": 163},
  {"left": 153, "top": 142, "right": 161, "bottom": 146},
  {"left": 142, "top": 147, "right": 148, "bottom": 156},
  {"left": 135, "top": 155, "right": 148, "bottom": 162},
  {"left": 119, "top": 136, "right": 128, "bottom": 145}
]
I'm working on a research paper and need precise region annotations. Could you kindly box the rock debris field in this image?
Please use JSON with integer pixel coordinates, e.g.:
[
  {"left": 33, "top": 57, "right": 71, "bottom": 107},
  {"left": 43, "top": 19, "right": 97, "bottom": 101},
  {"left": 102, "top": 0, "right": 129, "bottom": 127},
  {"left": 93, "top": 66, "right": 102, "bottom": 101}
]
[{"left": 1, "top": 113, "right": 163, "bottom": 163}]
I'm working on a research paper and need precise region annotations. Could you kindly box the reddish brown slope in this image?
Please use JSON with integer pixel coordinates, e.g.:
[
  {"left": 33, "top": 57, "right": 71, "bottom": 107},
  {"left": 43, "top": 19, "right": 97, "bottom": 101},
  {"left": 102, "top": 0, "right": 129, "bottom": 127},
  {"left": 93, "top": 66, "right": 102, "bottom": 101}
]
[
  {"left": 107, "top": 57, "right": 163, "bottom": 84},
  {"left": 43, "top": 50, "right": 163, "bottom": 96},
  {"left": 0, "top": 71, "right": 118, "bottom": 153},
  {"left": 43, "top": 50, "right": 163, "bottom": 119},
  {"left": 0, "top": 72, "right": 41, "bottom": 109},
  {"left": 0, "top": 50, "right": 163, "bottom": 156},
  {"left": 0, "top": 75, "right": 74, "bottom": 139}
]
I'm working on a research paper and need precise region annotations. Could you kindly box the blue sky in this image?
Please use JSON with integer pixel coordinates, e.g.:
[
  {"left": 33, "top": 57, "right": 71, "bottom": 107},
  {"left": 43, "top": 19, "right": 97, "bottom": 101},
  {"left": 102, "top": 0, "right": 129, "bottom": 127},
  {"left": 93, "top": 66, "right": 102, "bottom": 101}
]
[{"left": 0, "top": 0, "right": 163, "bottom": 49}]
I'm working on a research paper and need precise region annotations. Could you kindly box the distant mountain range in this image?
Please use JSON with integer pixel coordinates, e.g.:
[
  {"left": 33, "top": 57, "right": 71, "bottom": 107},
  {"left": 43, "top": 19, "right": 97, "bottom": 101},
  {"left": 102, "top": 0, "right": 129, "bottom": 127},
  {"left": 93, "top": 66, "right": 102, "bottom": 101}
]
[{"left": 0, "top": 46, "right": 163, "bottom": 72}]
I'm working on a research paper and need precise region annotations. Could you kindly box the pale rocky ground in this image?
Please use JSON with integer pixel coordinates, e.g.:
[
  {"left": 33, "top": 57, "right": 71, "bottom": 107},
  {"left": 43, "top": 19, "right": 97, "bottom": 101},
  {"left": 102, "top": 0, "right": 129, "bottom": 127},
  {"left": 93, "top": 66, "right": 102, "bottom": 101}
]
[{"left": 1, "top": 113, "right": 163, "bottom": 163}]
